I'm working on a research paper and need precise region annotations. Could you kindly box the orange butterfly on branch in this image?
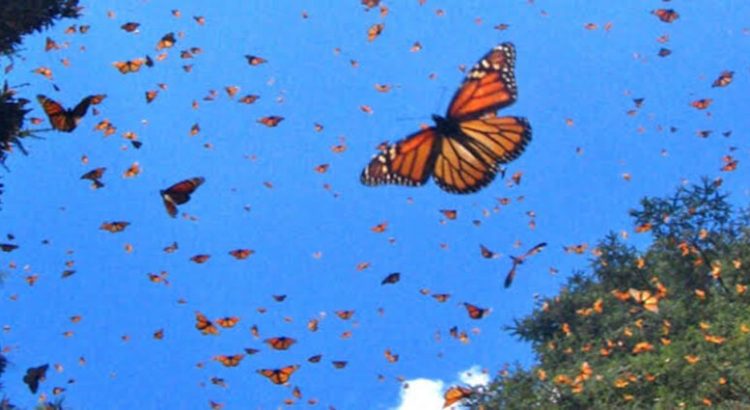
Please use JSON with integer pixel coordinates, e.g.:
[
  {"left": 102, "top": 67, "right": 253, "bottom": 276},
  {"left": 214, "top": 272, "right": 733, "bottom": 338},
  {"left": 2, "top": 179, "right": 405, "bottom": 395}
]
[
  {"left": 160, "top": 177, "right": 205, "bottom": 217},
  {"left": 361, "top": 43, "right": 531, "bottom": 194},
  {"left": 257, "top": 365, "right": 300, "bottom": 385},
  {"left": 37, "top": 94, "right": 96, "bottom": 132},
  {"left": 628, "top": 288, "right": 660, "bottom": 313}
]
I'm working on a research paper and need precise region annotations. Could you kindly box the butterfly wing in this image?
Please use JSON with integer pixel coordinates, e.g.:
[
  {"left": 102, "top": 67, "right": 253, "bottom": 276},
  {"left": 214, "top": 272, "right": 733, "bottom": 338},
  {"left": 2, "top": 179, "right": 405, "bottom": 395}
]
[
  {"left": 446, "top": 43, "right": 517, "bottom": 121},
  {"left": 432, "top": 116, "right": 530, "bottom": 193},
  {"left": 161, "top": 177, "right": 205, "bottom": 217},
  {"left": 504, "top": 260, "right": 519, "bottom": 288},
  {"left": 70, "top": 95, "right": 95, "bottom": 124},
  {"left": 360, "top": 128, "right": 438, "bottom": 187},
  {"left": 38, "top": 94, "right": 75, "bottom": 132}
]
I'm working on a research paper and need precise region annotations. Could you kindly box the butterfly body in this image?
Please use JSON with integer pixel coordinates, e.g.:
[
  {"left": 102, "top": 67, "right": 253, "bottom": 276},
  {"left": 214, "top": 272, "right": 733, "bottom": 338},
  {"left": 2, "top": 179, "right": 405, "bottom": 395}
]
[{"left": 361, "top": 43, "right": 531, "bottom": 194}]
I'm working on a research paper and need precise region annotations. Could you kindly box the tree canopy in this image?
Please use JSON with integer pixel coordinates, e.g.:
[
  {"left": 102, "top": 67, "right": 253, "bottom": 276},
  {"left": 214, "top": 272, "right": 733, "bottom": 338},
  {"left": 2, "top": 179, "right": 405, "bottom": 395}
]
[{"left": 458, "top": 179, "right": 750, "bottom": 409}]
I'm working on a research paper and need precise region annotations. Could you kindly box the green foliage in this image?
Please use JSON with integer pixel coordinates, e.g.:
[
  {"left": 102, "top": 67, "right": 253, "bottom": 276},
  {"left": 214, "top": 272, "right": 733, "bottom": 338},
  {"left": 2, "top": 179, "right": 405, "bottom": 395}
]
[
  {"left": 473, "top": 180, "right": 750, "bottom": 409},
  {"left": 0, "top": 0, "right": 80, "bottom": 55}
]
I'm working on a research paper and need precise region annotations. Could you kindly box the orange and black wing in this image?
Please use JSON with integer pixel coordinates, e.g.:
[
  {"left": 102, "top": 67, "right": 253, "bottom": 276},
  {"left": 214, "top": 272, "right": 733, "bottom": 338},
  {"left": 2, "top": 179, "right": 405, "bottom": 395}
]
[
  {"left": 70, "top": 95, "right": 95, "bottom": 121},
  {"left": 161, "top": 177, "right": 205, "bottom": 217},
  {"left": 257, "top": 365, "right": 299, "bottom": 385},
  {"left": 446, "top": 43, "right": 517, "bottom": 121},
  {"left": 503, "top": 260, "right": 520, "bottom": 289},
  {"left": 432, "top": 116, "right": 531, "bottom": 193},
  {"left": 38, "top": 95, "right": 73, "bottom": 132},
  {"left": 265, "top": 336, "right": 297, "bottom": 351},
  {"left": 360, "top": 128, "right": 439, "bottom": 187}
]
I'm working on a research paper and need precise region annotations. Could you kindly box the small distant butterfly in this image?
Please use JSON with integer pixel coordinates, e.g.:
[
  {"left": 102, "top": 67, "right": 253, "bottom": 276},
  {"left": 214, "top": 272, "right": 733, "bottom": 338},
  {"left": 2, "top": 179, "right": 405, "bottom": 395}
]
[
  {"left": 195, "top": 311, "right": 219, "bottom": 335},
  {"left": 257, "top": 365, "right": 300, "bottom": 385},
  {"left": 463, "top": 302, "right": 490, "bottom": 319},
  {"left": 213, "top": 354, "right": 244, "bottom": 367},
  {"left": 160, "top": 177, "right": 205, "bottom": 217},
  {"left": 113, "top": 58, "right": 146, "bottom": 74},
  {"left": 37, "top": 94, "right": 96, "bottom": 132},
  {"left": 265, "top": 336, "right": 297, "bottom": 351},
  {"left": 381, "top": 272, "right": 401, "bottom": 285}
]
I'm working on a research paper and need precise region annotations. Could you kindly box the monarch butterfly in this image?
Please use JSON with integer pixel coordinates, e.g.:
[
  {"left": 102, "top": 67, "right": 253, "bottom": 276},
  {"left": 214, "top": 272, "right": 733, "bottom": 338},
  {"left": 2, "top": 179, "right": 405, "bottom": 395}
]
[
  {"left": 361, "top": 43, "right": 531, "bottom": 194},
  {"left": 480, "top": 244, "right": 499, "bottom": 259},
  {"left": 245, "top": 55, "right": 267, "bottom": 65},
  {"left": 265, "top": 336, "right": 297, "bottom": 351},
  {"left": 432, "top": 293, "right": 451, "bottom": 303},
  {"left": 113, "top": 58, "right": 145, "bottom": 74},
  {"left": 712, "top": 71, "right": 734, "bottom": 88},
  {"left": 690, "top": 98, "right": 713, "bottom": 110},
  {"left": 195, "top": 311, "right": 219, "bottom": 335},
  {"left": 156, "top": 32, "right": 176, "bottom": 50},
  {"left": 37, "top": 94, "right": 95, "bottom": 132},
  {"left": 652, "top": 8, "right": 679, "bottom": 23},
  {"left": 228, "top": 248, "right": 254, "bottom": 260},
  {"left": 307, "top": 354, "right": 322, "bottom": 363},
  {"left": 504, "top": 242, "right": 547, "bottom": 288},
  {"left": 463, "top": 302, "right": 490, "bottom": 319},
  {"left": 439, "top": 209, "right": 458, "bottom": 220},
  {"left": 0, "top": 243, "right": 18, "bottom": 252},
  {"left": 331, "top": 360, "right": 348, "bottom": 369},
  {"left": 443, "top": 385, "right": 473, "bottom": 408},
  {"left": 160, "top": 177, "right": 205, "bottom": 217},
  {"left": 244, "top": 347, "right": 260, "bottom": 355},
  {"left": 381, "top": 272, "right": 400, "bottom": 285},
  {"left": 215, "top": 316, "right": 239, "bottom": 328},
  {"left": 100, "top": 221, "right": 130, "bottom": 233},
  {"left": 628, "top": 288, "right": 660, "bottom": 313},
  {"left": 335, "top": 310, "right": 355, "bottom": 320},
  {"left": 257, "top": 115, "right": 284, "bottom": 127},
  {"left": 121, "top": 22, "right": 140, "bottom": 32},
  {"left": 23, "top": 364, "right": 49, "bottom": 394},
  {"left": 257, "top": 365, "right": 300, "bottom": 385},
  {"left": 213, "top": 354, "right": 244, "bottom": 367}
]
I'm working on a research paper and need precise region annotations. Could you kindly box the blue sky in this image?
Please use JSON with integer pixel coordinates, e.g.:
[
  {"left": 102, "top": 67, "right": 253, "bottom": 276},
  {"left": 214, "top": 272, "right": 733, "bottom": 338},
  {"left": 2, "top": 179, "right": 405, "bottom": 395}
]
[{"left": 1, "top": 1, "right": 749, "bottom": 408}]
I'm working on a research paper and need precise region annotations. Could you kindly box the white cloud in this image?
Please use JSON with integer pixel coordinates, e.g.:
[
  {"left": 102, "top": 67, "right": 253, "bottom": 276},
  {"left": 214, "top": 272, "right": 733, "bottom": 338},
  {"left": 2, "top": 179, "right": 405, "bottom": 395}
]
[
  {"left": 458, "top": 365, "right": 490, "bottom": 387},
  {"left": 395, "top": 378, "right": 445, "bottom": 410},
  {"left": 393, "top": 366, "right": 490, "bottom": 410}
]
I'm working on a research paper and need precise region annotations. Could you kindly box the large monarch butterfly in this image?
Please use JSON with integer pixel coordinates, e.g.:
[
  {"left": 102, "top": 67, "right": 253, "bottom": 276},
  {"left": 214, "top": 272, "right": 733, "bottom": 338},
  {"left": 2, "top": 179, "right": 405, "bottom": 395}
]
[
  {"left": 361, "top": 43, "right": 531, "bottom": 194},
  {"left": 160, "top": 177, "right": 205, "bottom": 217},
  {"left": 257, "top": 365, "right": 300, "bottom": 385},
  {"left": 37, "top": 94, "right": 95, "bottom": 132}
]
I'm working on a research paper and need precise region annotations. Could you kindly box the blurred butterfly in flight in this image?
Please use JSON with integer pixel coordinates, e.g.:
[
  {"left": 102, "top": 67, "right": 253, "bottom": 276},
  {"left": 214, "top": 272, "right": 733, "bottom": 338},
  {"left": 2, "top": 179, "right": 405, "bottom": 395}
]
[
  {"left": 37, "top": 94, "right": 95, "bottom": 132},
  {"left": 361, "top": 42, "right": 531, "bottom": 194},
  {"left": 160, "top": 177, "right": 205, "bottom": 217}
]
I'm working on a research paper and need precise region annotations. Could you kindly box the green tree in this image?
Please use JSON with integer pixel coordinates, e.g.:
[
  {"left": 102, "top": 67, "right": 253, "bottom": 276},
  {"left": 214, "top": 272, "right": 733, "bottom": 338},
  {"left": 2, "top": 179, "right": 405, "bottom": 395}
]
[{"left": 467, "top": 179, "right": 750, "bottom": 409}]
